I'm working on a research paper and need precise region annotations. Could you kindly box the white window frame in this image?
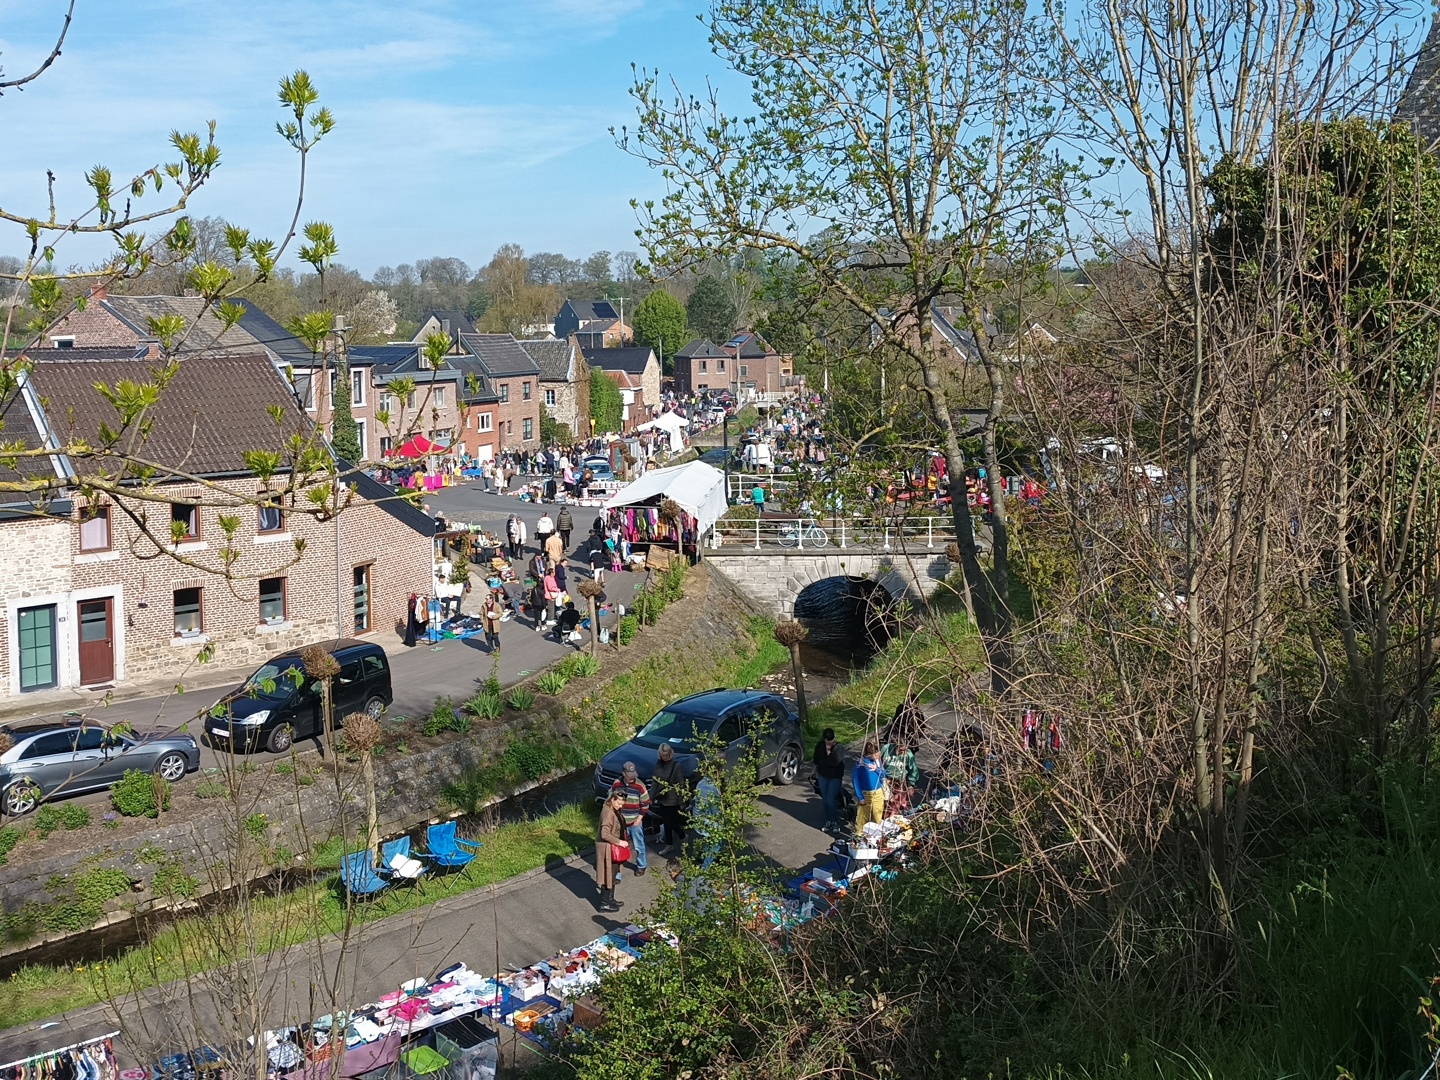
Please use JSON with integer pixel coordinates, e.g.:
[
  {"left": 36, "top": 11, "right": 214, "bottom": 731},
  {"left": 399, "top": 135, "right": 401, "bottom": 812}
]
[
  {"left": 433, "top": 387, "right": 446, "bottom": 408},
  {"left": 350, "top": 368, "right": 366, "bottom": 407},
  {"left": 477, "top": 412, "right": 493, "bottom": 433},
  {"left": 378, "top": 390, "right": 395, "bottom": 414},
  {"left": 544, "top": 388, "right": 556, "bottom": 407}
]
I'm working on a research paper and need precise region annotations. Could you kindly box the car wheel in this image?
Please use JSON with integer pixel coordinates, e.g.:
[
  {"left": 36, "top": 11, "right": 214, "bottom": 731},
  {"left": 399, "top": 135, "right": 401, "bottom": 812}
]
[
  {"left": 775, "top": 744, "right": 801, "bottom": 785},
  {"left": 4, "top": 781, "right": 40, "bottom": 817},
  {"left": 364, "top": 696, "right": 386, "bottom": 720},
  {"left": 266, "top": 724, "right": 294, "bottom": 754},
  {"left": 154, "top": 751, "right": 188, "bottom": 783}
]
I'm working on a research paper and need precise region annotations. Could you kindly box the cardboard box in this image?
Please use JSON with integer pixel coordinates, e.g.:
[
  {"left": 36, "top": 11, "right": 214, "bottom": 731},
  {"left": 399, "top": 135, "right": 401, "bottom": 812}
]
[{"left": 572, "top": 995, "right": 605, "bottom": 1032}]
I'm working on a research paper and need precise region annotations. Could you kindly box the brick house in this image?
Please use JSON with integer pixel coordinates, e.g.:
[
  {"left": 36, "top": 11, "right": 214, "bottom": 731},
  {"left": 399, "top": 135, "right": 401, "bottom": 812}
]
[
  {"left": 553, "top": 300, "right": 630, "bottom": 348},
  {"left": 348, "top": 344, "right": 468, "bottom": 459},
  {"left": 0, "top": 350, "right": 434, "bottom": 701},
  {"left": 580, "top": 346, "right": 662, "bottom": 417},
  {"left": 453, "top": 334, "right": 542, "bottom": 450},
  {"left": 673, "top": 338, "right": 732, "bottom": 395},
  {"left": 521, "top": 335, "right": 590, "bottom": 439},
  {"left": 721, "top": 332, "right": 797, "bottom": 397}
]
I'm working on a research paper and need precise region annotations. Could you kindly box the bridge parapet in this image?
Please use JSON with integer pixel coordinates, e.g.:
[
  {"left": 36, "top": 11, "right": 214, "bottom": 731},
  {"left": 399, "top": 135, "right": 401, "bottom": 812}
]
[{"left": 705, "top": 547, "right": 952, "bottom": 618}]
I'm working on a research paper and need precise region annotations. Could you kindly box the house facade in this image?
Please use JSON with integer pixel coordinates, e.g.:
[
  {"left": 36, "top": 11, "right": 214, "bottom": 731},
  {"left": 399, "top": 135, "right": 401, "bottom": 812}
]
[
  {"left": 454, "top": 334, "right": 543, "bottom": 451},
  {"left": 521, "top": 335, "right": 590, "bottom": 439},
  {"left": 410, "top": 310, "right": 477, "bottom": 351},
  {"left": 554, "top": 300, "right": 630, "bottom": 348},
  {"left": 0, "top": 350, "right": 433, "bottom": 702},
  {"left": 673, "top": 338, "right": 732, "bottom": 396},
  {"left": 580, "top": 346, "right": 662, "bottom": 416},
  {"left": 349, "top": 344, "right": 468, "bottom": 459}
]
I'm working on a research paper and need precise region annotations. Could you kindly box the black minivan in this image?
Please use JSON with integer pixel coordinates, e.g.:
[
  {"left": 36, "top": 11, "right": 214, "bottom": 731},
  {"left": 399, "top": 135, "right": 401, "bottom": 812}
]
[{"left": 205, "top": 639, "right": 393, "bottom": 754}]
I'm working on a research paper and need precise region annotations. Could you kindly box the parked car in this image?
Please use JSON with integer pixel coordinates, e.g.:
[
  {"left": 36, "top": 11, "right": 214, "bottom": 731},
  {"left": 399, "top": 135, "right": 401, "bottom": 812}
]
[
  {"left": 592, "top": 688, "right": 803, "bottom": 800},
  {"left": 205, "top": 639, "right": 392, "bottom": 755},
  {"left": 1, "top": 720, "right": 200, "bottom": 816},
  {"left": 582, "top": 456, "right": 616, "bottom": 483}
]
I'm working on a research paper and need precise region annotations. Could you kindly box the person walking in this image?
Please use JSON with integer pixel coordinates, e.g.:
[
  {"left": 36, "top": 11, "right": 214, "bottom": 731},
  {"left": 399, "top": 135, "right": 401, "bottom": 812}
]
[
  {"left": 650, "top": 744, "right": 687, "bottom": 856},
  {"left": 505, "top": 514, "right": 524, "bottom": 560},
  {"left": 403, "top": 592, "right": 421, "bottom": 647},
  {"left": 542, "top": 566, "right": 562, "bottom": 628},
  {"left": 852, "top": 740, "right": 886, "bottom": 833},
  {"left": 812, "top": 728, "right": 846, "bottom": 833},
  {"left": 595, "top": 790, "right": 627, "bottom": 912},
  {"left": 480, "top": 590, "right": 505, "bottom": 655},
  {"left": 529, "top": 576, "right": 549, "bottom": 633},
  {"left": 609, "top": 762, "right": 652, "bottom": 876},
  {"left": 545, "top": 528, "right": 564, "bottom": 565},
  {"left": 535, "top": 511, "right": 555, "bottom": 550},
  {"left": 556, "top": 505, "right": 574, "bottom": 549},
  {"left": 751, "top": 482, "right": 766, "bottom": 512}
]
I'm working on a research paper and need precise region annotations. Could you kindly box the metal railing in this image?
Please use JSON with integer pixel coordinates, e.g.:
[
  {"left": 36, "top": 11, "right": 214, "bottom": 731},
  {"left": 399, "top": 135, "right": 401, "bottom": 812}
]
[{"left": 712, "top": 515, "right": 960, "bottom": 552}]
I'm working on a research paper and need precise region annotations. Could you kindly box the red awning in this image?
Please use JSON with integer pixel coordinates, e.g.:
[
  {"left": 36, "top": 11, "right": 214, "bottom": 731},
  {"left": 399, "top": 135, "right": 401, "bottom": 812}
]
[{"left": 396, "top": 435, "right": 441, "bottom": 459}]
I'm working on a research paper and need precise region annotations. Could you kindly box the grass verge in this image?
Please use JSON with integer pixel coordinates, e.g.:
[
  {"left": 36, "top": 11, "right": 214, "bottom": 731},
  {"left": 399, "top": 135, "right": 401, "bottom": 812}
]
[{"left": 0, "top": 802, "right": 599, "bottom": 1028}]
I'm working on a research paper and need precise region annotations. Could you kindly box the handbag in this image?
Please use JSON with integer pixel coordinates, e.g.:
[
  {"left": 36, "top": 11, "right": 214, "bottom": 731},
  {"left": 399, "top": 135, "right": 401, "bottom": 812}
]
[{"left": 610, "top": 840, "right": 631, "bottom": 863}]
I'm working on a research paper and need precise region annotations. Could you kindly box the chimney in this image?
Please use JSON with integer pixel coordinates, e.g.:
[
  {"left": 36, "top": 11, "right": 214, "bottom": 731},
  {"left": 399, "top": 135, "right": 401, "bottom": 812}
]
[
  {"left": 442, "top": 318, "right": 451, "bottom": 336},
  {"left": 89, "top": 283, "right": 108, "bottom": 302}
]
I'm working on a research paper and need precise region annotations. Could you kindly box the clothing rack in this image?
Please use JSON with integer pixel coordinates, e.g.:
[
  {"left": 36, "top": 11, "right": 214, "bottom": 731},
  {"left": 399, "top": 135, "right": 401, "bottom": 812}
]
[{"left": 0, "top": 1032, "right": 119, "bottom": 1071}]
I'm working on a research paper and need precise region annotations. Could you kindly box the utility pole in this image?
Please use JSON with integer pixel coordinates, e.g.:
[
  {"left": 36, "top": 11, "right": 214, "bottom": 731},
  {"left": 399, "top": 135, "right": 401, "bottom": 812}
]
[{"left": 609, "top": 295, "right": 630, "bottom": 347}]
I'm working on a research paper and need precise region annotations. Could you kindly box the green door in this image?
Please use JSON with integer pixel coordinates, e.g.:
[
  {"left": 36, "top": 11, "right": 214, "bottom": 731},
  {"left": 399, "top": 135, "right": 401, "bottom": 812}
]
[{"left": 17, "top": 605, "right": 57, "bottom": 691}]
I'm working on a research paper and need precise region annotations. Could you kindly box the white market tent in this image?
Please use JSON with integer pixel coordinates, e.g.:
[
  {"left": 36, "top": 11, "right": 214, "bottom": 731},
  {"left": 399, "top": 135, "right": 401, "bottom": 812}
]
[
  {"left": 604, "top": 459, "right": 728, "bottom": 536},
  {"left": 635, "top": 411, "right": 690, "bottom": 453}
]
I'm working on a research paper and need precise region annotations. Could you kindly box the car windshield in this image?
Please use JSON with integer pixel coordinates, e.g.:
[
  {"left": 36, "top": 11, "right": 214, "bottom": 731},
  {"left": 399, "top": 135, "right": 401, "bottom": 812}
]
[
  {"left": 241, "top": 660, "right": 305, "bottom": 699},
  {"left": 633, "top": 709, "right": 713, "bottom": 751}
]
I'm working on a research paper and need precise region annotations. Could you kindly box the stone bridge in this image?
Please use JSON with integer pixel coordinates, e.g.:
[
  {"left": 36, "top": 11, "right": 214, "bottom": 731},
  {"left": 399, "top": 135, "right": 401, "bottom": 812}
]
[{"left": 704, "top": 548, "right": 952, "bottom": 618}]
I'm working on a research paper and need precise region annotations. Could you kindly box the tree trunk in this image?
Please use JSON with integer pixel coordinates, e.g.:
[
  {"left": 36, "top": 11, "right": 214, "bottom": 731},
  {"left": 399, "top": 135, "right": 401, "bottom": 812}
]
[
  {"left": 789, "top": 642, "right": 808, "bottom": 726},
  {"left": 588, "top": 597, "right": 599, "bottom": 657},
  {"left": 362, "top": 754, "right": 379, "bottom": 858}
]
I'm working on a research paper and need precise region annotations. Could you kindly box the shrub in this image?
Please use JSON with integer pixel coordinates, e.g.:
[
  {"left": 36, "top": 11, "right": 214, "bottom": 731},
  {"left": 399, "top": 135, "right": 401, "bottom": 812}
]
[
  {"left": 506, "top": 688, "right": 536, "bottom": 712},
  {"left": 504, "top": 738, "right": 557, "bottom": 783},
  {"left": 537, "top": 671, "right": 569, "bottom": 695},
  {"left": 483, "top": 673, "right": 503, "bottom": 697},
  {"left": 423, "top": 698, "right": 459, "bottom": 737},
  {"left": 34, "top": 804, "right": 90, "bottom": 837},
  {"left": 151, "top": 862, "right": 199, "bottom": 899},
  {"left": 110, "top": 770, "right": 170, "bottom": 818},
  {"left": 194, "top": 779, "right": 228, "bottom": 799},
  {"left": 0, "top": 826, "right": 20, "bottom": 867},
  {"left": 617, "top": 614, "right": 639, "bottom": 646},
  {"left": 559, "top": 654, "right": 600, "bottom": 679},
  {"left": 464, "top": 691, "right": 504, "bottom": 722},
  {"left": 244, "top": 813, "right": 269, "bottom": 840}
]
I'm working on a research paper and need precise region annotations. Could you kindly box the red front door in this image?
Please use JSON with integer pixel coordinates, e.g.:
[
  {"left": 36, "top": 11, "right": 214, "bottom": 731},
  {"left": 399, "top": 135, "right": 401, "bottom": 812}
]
[{"left": 77, "top": 598, "right": 115, "bottom": 685}]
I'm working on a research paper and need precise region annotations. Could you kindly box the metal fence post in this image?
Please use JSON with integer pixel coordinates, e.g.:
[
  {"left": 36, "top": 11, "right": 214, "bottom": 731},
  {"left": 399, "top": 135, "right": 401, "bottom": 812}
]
[
  {"left": 754, "top": 518, "right": 761, "bottom": 549},
  {"left": 840, "top": 519, "right": 847, "bottom": 549},
  {"left": 884, "top": 524, "right": 891, "bottom": 551},
  {"left": 928, "top": 517, "right": 934, "bottom": 548}
]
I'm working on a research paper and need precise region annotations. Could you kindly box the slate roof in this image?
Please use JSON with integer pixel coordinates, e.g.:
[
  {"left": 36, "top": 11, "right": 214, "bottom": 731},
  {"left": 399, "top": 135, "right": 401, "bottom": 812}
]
[
  {"left": 1399, "top": 16, "right": 1440, "bottom": 149},
  {"left": 417, "top": 310, "right": 476, "bottom": 339},
  {"left": 0, "top": 373, "right": 64, "bottom": 482},
  {"left": 221, "top": 299, "right": 319, "bottom": 367},
  {"left": 601, "top": 368, "right": 643, "bottom": 392},
  {"left": 722, "top": 332, "right": 772, "bottom": 359},
  {"left": 520, "top": 338, "right": 577, "bottom": 381},
  {"left": 580, "top": 345, "right": 655, "bottom": 376},
  {"left": 457, "top": 333, "right": 540, "bottom": 377},
  {"left": 8, "top": 345, "right": 150, "bottom": 362},
  {"left": 676, "top": 338, "right": 728, "bottom": 359},
  {"left": 24, "top": 352, "right": 311, "bottom": 479},
  {"left": 102, "top": 295, "right": 259, "bottom": 356},
  {"left": 348, "top": 344, "right": 422, "bottom": 372},
  {"left": 563, "top": 299, "right": 619, "bottom": 323}
]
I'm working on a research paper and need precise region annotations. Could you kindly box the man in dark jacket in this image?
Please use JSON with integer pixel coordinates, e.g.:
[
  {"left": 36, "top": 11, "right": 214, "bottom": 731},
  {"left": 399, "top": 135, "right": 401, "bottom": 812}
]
[
  {"left": 650, "top": 743, "right": 688, "bottom": 855},
  {"left": 812, "top": 728, "right": 846, "bottom": 832},
  {"left": 556, "top": 506, "right": 574, "bottom": 550}
]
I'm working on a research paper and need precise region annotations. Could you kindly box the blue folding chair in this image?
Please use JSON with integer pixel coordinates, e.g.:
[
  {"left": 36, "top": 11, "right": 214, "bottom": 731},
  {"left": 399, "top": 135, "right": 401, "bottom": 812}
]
[
  {"left": 423, "top": 822, "right": 481, "bottom": 869},
  {"left": 379, "top": 836, "right": 426, "bottom": 881},
  {"left": 340, "top": 851, "right": 391, "bottom": 897}
]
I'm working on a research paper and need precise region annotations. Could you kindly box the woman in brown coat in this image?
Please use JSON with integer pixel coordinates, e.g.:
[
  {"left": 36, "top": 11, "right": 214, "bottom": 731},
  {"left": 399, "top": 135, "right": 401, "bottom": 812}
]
[{"left": 596, "top": 790, "right": 626, "bottom": 911}]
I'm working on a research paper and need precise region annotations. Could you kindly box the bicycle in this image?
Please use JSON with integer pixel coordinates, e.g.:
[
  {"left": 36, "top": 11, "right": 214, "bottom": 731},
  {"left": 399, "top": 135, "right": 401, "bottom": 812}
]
[{"left": 777, "top": 518, "right": 829, "bottom": 548}]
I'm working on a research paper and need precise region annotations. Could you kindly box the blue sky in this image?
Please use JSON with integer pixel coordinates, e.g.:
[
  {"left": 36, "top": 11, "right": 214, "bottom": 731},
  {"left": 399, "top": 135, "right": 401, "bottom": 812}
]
[{"left": 0, "top": 0, "right": 722, "bottom": 276}]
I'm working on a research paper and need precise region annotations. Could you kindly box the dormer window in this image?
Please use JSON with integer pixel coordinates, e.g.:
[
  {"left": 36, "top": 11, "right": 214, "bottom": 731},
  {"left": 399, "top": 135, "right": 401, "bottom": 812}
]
[{"left": 51, "top": 336, "right": 75, "bottom": 349}]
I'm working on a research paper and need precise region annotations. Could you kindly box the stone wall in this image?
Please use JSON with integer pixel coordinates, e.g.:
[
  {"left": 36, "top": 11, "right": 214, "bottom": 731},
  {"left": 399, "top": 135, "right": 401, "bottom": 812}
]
[{"left": 705, "top": 549, "right": 951, "bottom": 616}]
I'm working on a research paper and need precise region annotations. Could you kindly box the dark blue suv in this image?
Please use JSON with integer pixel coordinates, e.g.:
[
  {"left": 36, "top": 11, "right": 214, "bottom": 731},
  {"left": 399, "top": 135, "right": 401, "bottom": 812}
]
[{"left": 593, "top": 688, "right": 803, "bottom": 799}]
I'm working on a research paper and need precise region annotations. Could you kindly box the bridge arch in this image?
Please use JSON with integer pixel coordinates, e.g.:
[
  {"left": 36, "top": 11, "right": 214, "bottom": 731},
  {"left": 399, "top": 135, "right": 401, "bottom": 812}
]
[{"left": 705, "top": 549, "right": 952, "bottom": 618}]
